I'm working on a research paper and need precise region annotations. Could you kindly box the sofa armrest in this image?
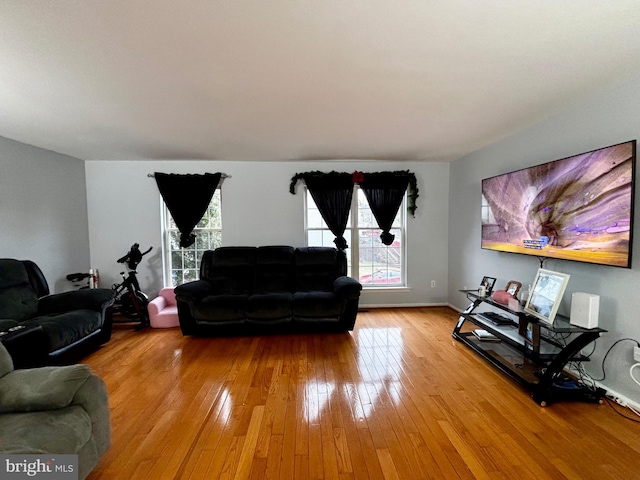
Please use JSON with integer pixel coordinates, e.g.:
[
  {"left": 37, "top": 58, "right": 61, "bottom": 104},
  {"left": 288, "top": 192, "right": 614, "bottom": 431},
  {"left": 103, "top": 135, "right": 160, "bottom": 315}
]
[
  {"left": 147, "top": 295, "right": 167, "bottom": 318},
  {"left": 0, "top": 364, "right": 93, "bottom": 413},
  {"left": 174, "top": 280, "right": 215, "bottom": 303},
  {"left": 334, "top": 276, "right": 362, "bottom": 299},
  {"left": 71, "top": 371, "right": 111, "bottom": 455},
  {"left": 37, "top": 289, "right": 115, "bottom": 315}
]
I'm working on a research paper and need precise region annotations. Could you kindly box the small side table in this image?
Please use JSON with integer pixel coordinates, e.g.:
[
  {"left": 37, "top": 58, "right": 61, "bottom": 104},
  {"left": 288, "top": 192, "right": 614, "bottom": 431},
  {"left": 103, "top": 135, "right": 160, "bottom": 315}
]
[{"left": 0, "top": 324, "right": 48, "bottom": 369}]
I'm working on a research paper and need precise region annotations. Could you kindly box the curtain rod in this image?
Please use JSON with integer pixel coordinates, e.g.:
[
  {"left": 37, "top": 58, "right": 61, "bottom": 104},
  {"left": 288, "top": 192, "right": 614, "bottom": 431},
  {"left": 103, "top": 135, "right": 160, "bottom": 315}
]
[{"left": 147, "top": 173, "right": 231, "bottom": 178}]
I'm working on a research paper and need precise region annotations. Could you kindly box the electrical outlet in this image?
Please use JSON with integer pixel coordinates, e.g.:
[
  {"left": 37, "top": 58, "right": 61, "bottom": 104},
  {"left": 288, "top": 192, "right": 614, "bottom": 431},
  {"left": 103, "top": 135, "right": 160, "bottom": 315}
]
[
  {"left": 634, "top": 346, "right": 640, "bottom": 362},
  {"left": 614, "top": 396, "right": 628, "bottom": 407},
  {"left": 431, "top": 280, "right": 436, "bottom": 288}
]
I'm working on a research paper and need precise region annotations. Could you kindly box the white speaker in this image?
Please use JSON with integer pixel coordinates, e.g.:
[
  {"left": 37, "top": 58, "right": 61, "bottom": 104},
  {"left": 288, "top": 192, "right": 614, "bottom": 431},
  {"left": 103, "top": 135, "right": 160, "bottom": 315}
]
[{"left": 570, "top": 292, "right": 600, "bottom": 329}]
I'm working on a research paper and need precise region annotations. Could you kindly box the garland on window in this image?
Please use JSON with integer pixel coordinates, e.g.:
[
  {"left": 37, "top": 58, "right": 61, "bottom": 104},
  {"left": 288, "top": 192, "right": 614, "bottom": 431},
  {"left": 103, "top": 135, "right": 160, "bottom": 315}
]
[
  {"left": 290, "top": 170, "right": 419, "bottom": 216},
  {"left": 289, "top": 171, "right": 324, "bottom": 194}
]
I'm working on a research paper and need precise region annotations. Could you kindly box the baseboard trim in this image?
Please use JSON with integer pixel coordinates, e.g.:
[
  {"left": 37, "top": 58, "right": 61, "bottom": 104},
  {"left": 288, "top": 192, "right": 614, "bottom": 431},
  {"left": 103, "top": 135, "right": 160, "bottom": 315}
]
[
  {"left": 447, "top": 302, "right": 462, "bottom": 312},
  {"left": 564, "top": 367, "right": 640, "bottom": 411},
  {"left": 359, "top": 302, "right": 449, "bottom": 309},
  {"left": 602, "top": 387, "right": 640, "bottom": 411}
]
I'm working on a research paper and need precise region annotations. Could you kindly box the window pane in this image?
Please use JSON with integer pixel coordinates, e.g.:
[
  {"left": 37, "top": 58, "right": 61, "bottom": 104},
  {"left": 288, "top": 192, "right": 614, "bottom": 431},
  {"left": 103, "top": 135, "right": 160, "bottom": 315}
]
[
  {"left": 358, "top": 210, "right": 377, "bottom": 229},
  {"left": 307, "top": 209, "right": 324, "bottom": 229},
  {"left": 211, "top": 230, "right": 222, "bottom": 248},
  {"left": 183, "top": 250, "right": 196, "bottom": 269},
  {"left": 357, "top": 190, "right": 377, "bottom": 228},
  {"left": 306, "top": 191, "right": 324, "bottom": 228},
  {"left": 169, "top": 231, "right": 181, "bottom": 250},
  {"left": 321, "top": 230, "right": 335, "bottom": 246},
  {"left": 308, "top": 230, "right": 324, "bottom": 246},
  {"left": 171, "top": 249, "right": 183, "bottom": 269},
  {"left": 196, "top": 190, "right": 222, "bottom": 228},
  {"left": 359, "top": 226, "right": 403, "bottom": 285},
  {"left": 183, "top": 269, "right": 198, "bottom": 283}
]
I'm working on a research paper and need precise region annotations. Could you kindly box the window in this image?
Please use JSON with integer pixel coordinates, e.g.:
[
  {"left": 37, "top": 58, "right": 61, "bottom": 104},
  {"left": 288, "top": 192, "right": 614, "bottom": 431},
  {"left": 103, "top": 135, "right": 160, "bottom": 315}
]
[
  {"left": 163, "top": 190, "right": 222, "bottom": 287},
  {"left": 305, "top": 187, "right": 405, "bottom": 287}
]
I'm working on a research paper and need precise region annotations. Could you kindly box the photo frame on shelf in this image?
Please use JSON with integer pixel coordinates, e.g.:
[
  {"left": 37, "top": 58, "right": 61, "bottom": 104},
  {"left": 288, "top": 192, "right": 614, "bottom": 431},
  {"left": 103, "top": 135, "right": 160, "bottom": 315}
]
[
  {"left": 505, "top": 280, "right": 522, "bottom": 298},
  {"left": 524, "top": 269, "right": 570, "bottom": 324},
  {"left": 518, "top": 316, "right": 540, "bottom": 353},
  {"left": 480, "top": 276, "right": 497, "bottom": 294}
]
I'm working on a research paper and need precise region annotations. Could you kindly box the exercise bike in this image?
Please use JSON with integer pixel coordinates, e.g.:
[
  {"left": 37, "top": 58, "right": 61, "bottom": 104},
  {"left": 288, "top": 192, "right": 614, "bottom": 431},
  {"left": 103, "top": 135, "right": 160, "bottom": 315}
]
[{"left": 112, "top": 243, "right": 152, "bottom": 329}]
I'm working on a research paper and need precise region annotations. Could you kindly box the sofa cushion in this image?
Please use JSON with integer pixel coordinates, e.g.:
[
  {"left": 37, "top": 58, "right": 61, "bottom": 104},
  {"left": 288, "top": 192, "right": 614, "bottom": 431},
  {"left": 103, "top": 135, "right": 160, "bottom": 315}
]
[
  {"left": 292, "top": 292, "right": 343, "bottom": 320},
  {"left": 0, "top": 260, "right": 38, "bottom": 321},
  {"left": 294, "top": 247, "right": 342, "bottom": 292},
  {"left": 22, "top": 310, "right": 103, "bottom": 353},
  {"left": 246, "top": 293, "right": 293, "bottom": 323},
  {"left": 204, "top": 248, "right": 256, "bottom": 294},
  {"left": 254, "top": 246, "right": 294, "bottom": 293},
  {"left": 0, "top": 405, "right": 92, "bottom": 454},
  {"left": 192, "top": 294, "right": 249, "bottom": 322}
]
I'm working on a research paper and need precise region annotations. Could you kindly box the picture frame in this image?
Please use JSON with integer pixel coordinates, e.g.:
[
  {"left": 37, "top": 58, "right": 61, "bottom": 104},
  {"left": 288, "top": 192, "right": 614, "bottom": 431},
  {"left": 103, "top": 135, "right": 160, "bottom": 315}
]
[
  {"left": 518, "top": 316, "right": 540, "bottom": 353},
  {"left": 480, "top": 276, "right": 497, "bottom": 294},
  {"left": 505, "top": 280, "right": 522, "bottom": 298},
  {"left": 524, "top": 269, "right": 571, "bottom": 324}
]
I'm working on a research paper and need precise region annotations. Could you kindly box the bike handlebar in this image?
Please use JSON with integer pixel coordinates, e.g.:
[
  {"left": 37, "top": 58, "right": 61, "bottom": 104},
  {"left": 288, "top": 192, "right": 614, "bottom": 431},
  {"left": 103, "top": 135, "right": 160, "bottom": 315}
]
[{"left": 117, "top": 244, "right": 153, "bottom": 270}]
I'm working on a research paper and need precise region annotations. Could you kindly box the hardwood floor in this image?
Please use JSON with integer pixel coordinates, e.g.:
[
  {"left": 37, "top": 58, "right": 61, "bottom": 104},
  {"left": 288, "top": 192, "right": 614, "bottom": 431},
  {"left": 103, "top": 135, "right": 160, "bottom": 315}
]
[{"left": 83, "top": 307, "right": 640, "bottom": 479}]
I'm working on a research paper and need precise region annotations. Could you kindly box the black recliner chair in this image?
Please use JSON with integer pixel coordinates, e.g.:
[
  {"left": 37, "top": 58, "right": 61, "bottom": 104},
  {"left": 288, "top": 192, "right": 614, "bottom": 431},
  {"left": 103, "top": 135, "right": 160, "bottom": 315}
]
[{"left": 0, "top": 259, "right": 115, "bottom": 367}]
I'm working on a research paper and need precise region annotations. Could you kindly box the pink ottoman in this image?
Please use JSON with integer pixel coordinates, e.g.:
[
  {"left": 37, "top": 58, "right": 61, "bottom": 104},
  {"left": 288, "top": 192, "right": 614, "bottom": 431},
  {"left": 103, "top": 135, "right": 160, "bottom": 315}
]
[{"left": 148, "top": 287, "right": 179, "bottom": 328}]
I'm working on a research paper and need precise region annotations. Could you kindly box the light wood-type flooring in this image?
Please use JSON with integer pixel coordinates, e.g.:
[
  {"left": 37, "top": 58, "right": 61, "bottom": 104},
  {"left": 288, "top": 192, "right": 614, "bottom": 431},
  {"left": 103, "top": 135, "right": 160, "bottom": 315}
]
[{"left": 83, "top": 307, "right": 640, "bottom": 479}]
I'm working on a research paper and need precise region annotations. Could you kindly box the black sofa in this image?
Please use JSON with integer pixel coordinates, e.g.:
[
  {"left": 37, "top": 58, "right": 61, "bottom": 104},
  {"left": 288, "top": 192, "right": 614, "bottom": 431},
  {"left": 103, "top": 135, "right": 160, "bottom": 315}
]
[
  {"left": 0, "top": 259, "right": 115, "bottom": 367},
  {"left": 175, "top": 246, "right": 362, "bottom": 336}
]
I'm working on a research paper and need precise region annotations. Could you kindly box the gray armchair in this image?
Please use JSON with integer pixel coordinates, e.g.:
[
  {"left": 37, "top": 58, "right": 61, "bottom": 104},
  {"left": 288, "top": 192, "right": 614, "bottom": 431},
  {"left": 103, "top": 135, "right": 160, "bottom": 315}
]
[{"left": 0, "top": 343, "right": 110, "bottom": 480}]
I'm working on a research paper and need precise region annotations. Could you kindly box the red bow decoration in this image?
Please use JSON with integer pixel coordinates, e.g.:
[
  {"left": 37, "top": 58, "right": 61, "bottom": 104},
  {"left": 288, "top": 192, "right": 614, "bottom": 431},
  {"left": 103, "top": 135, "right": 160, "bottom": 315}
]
[{"left": 352, "top": 171, "right": 365, "bottom": 183}]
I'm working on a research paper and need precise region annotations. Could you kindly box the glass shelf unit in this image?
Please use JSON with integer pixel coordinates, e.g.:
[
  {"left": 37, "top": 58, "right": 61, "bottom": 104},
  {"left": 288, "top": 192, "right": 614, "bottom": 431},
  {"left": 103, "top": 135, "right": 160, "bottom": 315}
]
[{"left": 453, "top": 290, "right": 606, "bottom": 406}]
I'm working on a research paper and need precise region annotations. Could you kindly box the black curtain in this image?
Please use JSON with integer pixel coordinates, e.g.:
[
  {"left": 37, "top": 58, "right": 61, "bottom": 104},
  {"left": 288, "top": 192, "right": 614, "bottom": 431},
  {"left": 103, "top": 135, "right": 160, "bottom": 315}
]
[
  {"left": 302, "top": 172, "right": 353, "bottom": 250},
  {"left": 154, "top": 172, "right": 222, "bottom": 248},
  {"left": 360, "top": 172, "right": 411, "bottom": 245}
]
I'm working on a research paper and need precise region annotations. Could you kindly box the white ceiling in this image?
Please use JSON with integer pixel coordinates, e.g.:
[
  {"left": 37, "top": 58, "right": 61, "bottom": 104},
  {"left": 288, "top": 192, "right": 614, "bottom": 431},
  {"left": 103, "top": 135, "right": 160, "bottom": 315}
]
[{"left": 1, "top": 1, "right": 640, "bottom": 162}]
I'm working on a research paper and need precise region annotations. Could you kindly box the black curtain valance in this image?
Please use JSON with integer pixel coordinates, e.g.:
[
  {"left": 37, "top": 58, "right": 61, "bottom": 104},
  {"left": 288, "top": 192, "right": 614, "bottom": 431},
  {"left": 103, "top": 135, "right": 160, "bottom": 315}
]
[
  {"left": 290, "top": 170, "right": 419, "bottom": 247},
  {"left": 154, "top": 172, "right": 222, "bottom": 248}
]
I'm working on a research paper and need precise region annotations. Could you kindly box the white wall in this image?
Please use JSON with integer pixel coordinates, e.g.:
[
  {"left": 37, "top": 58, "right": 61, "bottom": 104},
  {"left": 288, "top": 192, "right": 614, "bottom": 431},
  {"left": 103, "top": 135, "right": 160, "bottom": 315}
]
[
  {"left": 85, "top": 160, "right": 450, "bottom": 307},
  {"left": 0, "top": 136, "right": 90, "bottom": 292},
  {"left": 448, "top": 70, "right": 640, "bottom": 404}
]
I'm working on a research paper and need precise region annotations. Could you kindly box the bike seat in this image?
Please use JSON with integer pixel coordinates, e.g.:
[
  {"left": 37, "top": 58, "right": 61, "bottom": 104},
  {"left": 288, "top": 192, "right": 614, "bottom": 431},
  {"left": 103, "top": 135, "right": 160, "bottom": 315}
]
[{"left": 66, "top": 272, "right": 90, "bottom": 281}]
